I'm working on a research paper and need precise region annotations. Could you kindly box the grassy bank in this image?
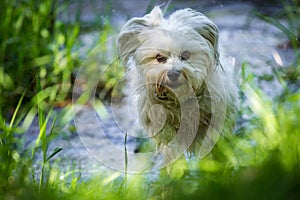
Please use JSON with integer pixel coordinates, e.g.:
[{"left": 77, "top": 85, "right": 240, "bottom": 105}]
[{"left": 1, "top": 0, "right": 300, "bottom": 199}]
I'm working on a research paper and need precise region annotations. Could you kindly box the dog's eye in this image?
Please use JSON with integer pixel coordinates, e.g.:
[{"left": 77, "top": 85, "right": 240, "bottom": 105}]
[
  {"left": 156, "top": 54, "right": 167, "bottom": 63},
  {"left": 180, "top": 51, "right": 191, "bottom": 61}
]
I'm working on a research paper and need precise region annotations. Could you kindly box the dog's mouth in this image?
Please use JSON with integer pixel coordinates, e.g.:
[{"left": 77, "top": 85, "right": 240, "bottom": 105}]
[
  {"left": 154, "top": 84, "right": 169, "bottom": 100},
  {"left": 153, "top": 84, "right": 178, "bottom": 101},
  {"left": 150, "top": 69, "right": 187, "bottom": 101}
]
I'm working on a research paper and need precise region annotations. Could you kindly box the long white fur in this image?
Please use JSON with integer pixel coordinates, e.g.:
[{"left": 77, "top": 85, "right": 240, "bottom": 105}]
[{"left": 117, "top": 7, "right": 238, "bottom": 159}]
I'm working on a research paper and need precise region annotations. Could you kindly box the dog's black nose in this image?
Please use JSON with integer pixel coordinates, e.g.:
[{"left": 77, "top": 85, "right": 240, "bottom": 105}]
[{"left": 167, "top": 69, "right": 181, "bottom": 82}]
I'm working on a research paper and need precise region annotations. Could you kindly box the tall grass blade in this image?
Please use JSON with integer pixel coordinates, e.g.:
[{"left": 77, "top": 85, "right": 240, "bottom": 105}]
[
  {"left": 124, "top": 132, "right": 128, "bottom": 188},
  {"left": 254, "top": 11, "right": 296, "bottom": 41},
  {"left": 9, "top": 91, "right": 25, "bottom": 130},
  {"left": 47, "top": 147, "right": 63, "bottom": 162}
]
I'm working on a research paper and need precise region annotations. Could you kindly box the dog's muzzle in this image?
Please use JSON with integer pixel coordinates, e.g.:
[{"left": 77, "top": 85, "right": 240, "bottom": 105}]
[{"left": 152, "top": 69, "right": 187, "bottom": 100}]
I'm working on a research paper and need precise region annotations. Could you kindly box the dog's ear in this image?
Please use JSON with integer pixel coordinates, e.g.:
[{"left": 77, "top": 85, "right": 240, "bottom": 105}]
[
  {"left": 118, "top": 7, "right": 164, "bottom": 65},
  {"left": 169, "top": 9, "right": 219, "bottom": 61}
]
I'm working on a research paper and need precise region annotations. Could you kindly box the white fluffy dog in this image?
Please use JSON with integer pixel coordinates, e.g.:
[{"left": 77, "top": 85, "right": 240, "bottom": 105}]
[{"left": 117, "top": 7, "right": 238, "bottom": 161}]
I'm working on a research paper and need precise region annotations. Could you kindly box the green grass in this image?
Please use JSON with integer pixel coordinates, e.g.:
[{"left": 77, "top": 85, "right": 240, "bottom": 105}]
[
  {"left": 0, "top": 0, "right": 81, "bottom": 117},
  {"left": 1, "top": 0, "right": 300, "bottom": 199},
  {"left": 255, "top": 0, "right": 300, "bottom": 94}
]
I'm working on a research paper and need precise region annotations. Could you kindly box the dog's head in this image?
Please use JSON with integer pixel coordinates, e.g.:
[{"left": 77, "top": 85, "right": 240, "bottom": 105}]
[{"left": 118, "top": 7, "right": 220, "bottom": 100}]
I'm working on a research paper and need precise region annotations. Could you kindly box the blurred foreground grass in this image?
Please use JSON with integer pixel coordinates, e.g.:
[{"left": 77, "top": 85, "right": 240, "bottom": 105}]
[
  {"left": 1, "top": 0, "right": 300, "bottom": 199},
  {"left": 1, "top": 65, "right": 299, "bottom": 199}
]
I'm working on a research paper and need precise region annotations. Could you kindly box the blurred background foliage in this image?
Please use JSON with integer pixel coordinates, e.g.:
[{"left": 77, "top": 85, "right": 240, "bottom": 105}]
[
  {"left": 0, "top": 0, "right": 121, "bottom": 118},
  {"left": 0, "top": 0, "right": 81, "bottom": 117},
  {"left": 0, "top": 0, "right": 300, "bottom": 199},
  {"left": 256, "top": 0, "right": 300, "bottom": 96}
]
